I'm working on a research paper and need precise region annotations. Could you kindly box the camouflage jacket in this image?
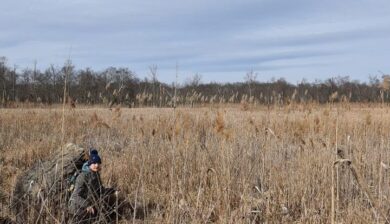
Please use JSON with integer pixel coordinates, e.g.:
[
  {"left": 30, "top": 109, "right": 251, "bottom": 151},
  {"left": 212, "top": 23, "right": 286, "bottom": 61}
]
[{"left": 68, "top": 165, "right": 105, "bottom": 214}]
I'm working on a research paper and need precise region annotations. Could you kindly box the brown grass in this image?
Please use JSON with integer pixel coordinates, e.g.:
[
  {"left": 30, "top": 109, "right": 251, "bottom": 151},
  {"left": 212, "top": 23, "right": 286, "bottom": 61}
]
[{"left": 2, "top": 104, "right": 390, "bottom": 223}]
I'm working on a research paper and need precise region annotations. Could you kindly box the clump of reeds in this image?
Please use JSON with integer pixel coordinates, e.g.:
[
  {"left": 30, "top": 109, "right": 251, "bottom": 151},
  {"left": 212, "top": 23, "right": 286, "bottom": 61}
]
[
  {"left": 90, "top": 112, "right": 110, "bottom": 129},
  {"left": 329, "top": 91, "right": 338, "bottom": 103},
  {"left": 214, "top": 111, "right": 225, "bottom": 134}
]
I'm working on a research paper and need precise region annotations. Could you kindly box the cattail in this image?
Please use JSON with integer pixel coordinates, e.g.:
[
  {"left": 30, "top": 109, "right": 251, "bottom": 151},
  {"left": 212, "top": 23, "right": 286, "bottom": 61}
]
[
  {"left": 105, "top": 82, "right": 112, "bottom": 91},
  {"left": 365, "top": 113, "right": 372, "bottom": 126},
  {"left": 249, "top": 96, "right": 254, "bottom": 104},
  {"left": 113, "top": 89, "right": 118, "bottom": 97},
  {"left": 291, "top": 89, "right": 298, "bottom": 101},
  {"left": 68, "top": 96, "right": 76, "bottom": 108},
  {"left": 214, "top": 111, "right": 225, "bottom": 134},
  {"left": 228, "top": 95, "right": 235, "bottom": 103},
  {"left": 90, "top": 112, "right": 110, "bottom": 129},
  {"left": 113, "top": 106, "right": 121, "bottom": 120},
  {"left": 329, "top": 91, "right": 338, "bottom": 102}
]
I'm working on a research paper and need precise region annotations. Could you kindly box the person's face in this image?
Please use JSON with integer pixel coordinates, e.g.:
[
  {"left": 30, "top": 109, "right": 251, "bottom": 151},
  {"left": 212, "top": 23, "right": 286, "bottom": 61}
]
[{"left": 90, "top": 163, "right": 101, "bottom": 172}]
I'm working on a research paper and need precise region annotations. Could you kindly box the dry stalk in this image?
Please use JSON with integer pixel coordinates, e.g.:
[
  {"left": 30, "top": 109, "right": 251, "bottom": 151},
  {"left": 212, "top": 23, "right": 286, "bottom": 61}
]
[
  {"left": 335, "top": 113, "right": 339, "bottom": 219},
  {"left": 168, "top": 62, "right": 179, "bottom": 222},
  {"left": 379, "top": 162, "right": 390, "bottom": 208},
  {"left": 115, "top": 190, "right": 119, "bottom": 224},
  {"left": 133, "top": 157, "right": 145, "bottom": 224},
  {"left": 265, "top": 127, "right": 277, "bottom": 139},
  {"left": 331, "top": 159, "right": 350, "bottom": 224},
  {"left": 333, "top": 159, "right": 389, "bottom": 224},
  {"left": 59, "top": 59, "right": 70, "bottom": 219},
  {"left": 331, "top": 163, "right": 334, "bottom": 224}
]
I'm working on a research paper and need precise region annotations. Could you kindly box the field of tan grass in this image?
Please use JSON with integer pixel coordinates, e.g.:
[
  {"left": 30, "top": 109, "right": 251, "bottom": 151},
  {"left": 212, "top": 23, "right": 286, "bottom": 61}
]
[{"left": 1, "top": 104, "right": 390, "bottom": 223}]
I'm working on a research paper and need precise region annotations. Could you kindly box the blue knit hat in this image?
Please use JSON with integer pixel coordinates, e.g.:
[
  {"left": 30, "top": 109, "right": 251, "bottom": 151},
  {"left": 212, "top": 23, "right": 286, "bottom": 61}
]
[
  {"left": 90, "top": 148, "right": 99, "bottom": 156},
  {"left": 88, "top": 148, "right": 102, "bottom": 165}
]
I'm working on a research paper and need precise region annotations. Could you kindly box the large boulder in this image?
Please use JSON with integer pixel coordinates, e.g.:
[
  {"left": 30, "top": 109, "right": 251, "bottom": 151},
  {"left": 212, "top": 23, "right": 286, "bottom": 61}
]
[{"left": 11, "top": 143, "right": 88, "bottom": 223}]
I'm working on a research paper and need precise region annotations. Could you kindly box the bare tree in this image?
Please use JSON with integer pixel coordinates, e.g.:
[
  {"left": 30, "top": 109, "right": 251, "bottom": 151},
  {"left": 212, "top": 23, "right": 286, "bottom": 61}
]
[
  {"left": 12, "top": 65, "right": 17, "bottom": 101},
  {"left": 149, "top": 65, "right": 158, "bottom": 107},
  {"left": 0, "top": 57, "right": 7, "bottom": 105},
  {"left": 186, "top": 73, "right": 202, "bottom": 87},
  {"left": 244, "top": 70, "right": 257, "bottom": 99}
]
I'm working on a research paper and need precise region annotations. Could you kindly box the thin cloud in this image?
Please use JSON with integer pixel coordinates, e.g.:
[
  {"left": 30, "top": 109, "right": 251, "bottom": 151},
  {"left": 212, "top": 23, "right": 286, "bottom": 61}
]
[{"left": 1, "top": 0, "right": 390, "bottom": 83}]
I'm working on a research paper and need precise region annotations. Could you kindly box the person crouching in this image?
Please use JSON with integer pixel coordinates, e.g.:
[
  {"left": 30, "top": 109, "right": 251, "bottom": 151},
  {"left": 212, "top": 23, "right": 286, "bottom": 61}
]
[{"left": 68, "top": 149, "right": 112, "bottom": 223}]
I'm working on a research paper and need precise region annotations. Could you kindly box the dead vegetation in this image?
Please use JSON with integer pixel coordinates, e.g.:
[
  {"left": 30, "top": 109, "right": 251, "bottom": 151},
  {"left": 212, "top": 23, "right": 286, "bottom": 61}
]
[{"left": 2, "top": 104, "right": 390, "bottom": 223}]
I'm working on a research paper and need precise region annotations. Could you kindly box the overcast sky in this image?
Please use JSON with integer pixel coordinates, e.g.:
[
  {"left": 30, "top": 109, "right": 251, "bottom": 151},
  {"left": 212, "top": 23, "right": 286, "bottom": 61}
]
[{"left": 1, "top": 0, "right": 390, "bottom": 84}]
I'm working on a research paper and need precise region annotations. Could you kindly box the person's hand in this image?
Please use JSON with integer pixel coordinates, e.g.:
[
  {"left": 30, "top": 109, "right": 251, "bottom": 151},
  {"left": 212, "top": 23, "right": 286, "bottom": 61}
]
[{"left": 86, "top": 206, "right": 95, "bottom": 214}]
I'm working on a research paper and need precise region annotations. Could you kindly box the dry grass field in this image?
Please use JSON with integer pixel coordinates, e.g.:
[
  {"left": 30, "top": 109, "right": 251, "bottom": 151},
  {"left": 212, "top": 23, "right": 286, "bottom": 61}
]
[{"left": 2, "top": 103, "right": 390, "bottom": 223}]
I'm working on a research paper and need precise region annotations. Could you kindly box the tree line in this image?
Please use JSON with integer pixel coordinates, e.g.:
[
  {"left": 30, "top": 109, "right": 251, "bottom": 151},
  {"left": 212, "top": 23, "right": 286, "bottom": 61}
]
[{"left": 0, "top": 57, "right": 389, "bottom": 108}]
